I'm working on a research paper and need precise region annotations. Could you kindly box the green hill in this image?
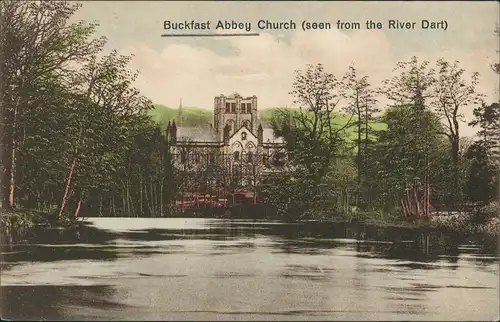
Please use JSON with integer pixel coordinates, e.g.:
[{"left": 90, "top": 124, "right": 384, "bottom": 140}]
[
  {"left": 148, "top": 104, "right": 387, "bottom": 138},
  {"left": 148, "top": 104, "right": 212, "bottom": 130}
]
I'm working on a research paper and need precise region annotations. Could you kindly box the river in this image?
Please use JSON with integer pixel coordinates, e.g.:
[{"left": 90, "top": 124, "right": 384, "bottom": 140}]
[{"left": 1, "top": 218, "right": 498, "bottom": 321}]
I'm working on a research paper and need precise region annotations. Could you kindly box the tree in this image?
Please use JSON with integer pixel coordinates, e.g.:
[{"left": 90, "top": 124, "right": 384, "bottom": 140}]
[
  {"left": 0, "top": 0, "right": 105, "bottom": 209},
  {"left": 343, "top": 64, "right": 379, "bottom": 205},
  {"left": 274, "top": 64, "right": 352, "bottom": 178},
  {"left": 470, "top": 102, "right": 500, "bottom": 160},
  {"left": 463, "top": 142, "right": 498, "bottom": 205},
  {"left": 54, "top": 50, "right": 151, "bottom": 217},
  {"left": 266, "top": 63, "right": 354, "bottom": 219},
  {"left": 381, "top": 56, "right": 437, "bottom": 215},
  {"left": 432, "top": 59, "right": 483, "bottom": 183},
  {"left": 367, "top": 106, "right": 445, "bottom": 215}
]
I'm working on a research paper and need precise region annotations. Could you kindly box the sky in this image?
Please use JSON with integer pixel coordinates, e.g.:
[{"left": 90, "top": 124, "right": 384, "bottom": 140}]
[{"left": 72, "top": 1, "right": 499, "bottom": 137}]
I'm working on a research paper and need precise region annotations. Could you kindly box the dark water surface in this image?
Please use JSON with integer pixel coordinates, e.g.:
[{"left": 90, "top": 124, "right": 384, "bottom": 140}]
[{"left": 1, "top": 218, "right": 499, "bottom": 321}]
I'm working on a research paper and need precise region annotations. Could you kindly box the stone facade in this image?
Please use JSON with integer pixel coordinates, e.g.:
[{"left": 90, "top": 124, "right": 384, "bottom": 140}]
[{"left": 166, "top": 93, "right": 288, "bottom": 191}]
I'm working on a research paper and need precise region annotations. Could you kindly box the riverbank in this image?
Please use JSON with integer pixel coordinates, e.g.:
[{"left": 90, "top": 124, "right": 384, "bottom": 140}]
[
  {"left": 0, "top": 208, "right": 83, "bottom": 241},
  {"left": 305, "top": 203, "right": 500, "bottom": 238},
  {"left": 4, "top": 201, "right": 498, "bottom": 242}
]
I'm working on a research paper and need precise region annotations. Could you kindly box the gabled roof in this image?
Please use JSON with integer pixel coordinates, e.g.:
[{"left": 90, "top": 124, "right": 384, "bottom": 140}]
[
  {"left": 177, "top": 126, "right": 217, "bottom": 142},
  {"left": 229, "top": 124, "right": 257, "bottom": 141}
]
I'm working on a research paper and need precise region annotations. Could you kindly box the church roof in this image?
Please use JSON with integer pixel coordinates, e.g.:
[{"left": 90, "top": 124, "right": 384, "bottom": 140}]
[
  {"left": 177, "top": 126, "right": 217, "bottom": 142},
  {"left": 175, "top": 123, "right": 284, "bottom": 144},
  {"left": 262, "top": 127, "right": 284, "bottom": 144}
]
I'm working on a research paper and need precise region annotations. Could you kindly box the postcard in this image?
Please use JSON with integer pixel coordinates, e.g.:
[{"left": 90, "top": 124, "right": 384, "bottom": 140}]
[{"left": 1, "top": 1, "right": 498, "bottom": 321}]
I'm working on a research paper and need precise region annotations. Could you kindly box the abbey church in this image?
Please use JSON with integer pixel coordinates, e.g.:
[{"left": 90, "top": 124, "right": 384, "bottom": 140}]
[{"left": 166, "top": 93, "right": 288, "bottom": 207}]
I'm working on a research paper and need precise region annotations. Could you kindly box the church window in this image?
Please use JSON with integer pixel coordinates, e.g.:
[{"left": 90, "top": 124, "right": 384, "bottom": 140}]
[
  {"left": 241, "top": 132, "right": 247, "bottom": 141},
  {"left": 246, "top": 103, "right": 251, "bottom": 113},
  {"left": 234, "top": 151, "right": 240, "bottom": 161},
  {"left": 180, "top": 151, "right": 187, "bottom": 164},
  {"left": 247, "top": 152, "right": 253, "bottom": 162},
  {"left": 231, "top": 103, "right": 236, "bottom": 113},
  {"left": 225, "top": 103, "right": 230, "bottom": 112},
  {"left": 240, "top": 103, "right": 246, "bottom": 113}
]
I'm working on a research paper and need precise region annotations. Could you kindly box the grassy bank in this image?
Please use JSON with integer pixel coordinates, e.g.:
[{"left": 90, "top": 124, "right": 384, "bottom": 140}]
[
  {"left": 0, "top": 208, "right": 81, "bottom": 236},
  {"left": 306, "top": 203, "right": 500, "bottom": 237}
]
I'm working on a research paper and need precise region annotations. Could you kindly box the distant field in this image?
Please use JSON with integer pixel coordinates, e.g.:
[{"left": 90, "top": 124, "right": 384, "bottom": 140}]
[{"left": 148, "top": 104, "right": 387, "bottom": 138}]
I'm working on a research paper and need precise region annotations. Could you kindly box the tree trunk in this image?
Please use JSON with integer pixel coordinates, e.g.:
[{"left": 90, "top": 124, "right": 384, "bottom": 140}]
[
  {"left": 58, "top": 157, "right": 77, "bottom": 218},
  {"left": 150, "top": 180, "right": 154, "bottom": 214},
  {"left": 140, "top": 175, "right": 143, "bottom": 215},
  {"left": 128, "top": 190, "right": 136, "bottom": 218},
  {"left": 406, "top": 190, "right": 413, "bottom": 217},
  {"left": 5, "top": 96, "right": 19, "bottom": 209},
  {"left": 8, "top": 122, "right": 17, "bottom": 208},
  {"left": 413, "top": 186, "right": 421, "bottom": 217},
  {"left": 126, "top": 180, "right": 131, "bottom": 217},
  {"left": 98, "top": 193, "right": 102, "bottom": 217},
  {"left": 401, "top": 198, "right": 408, "bottom": 217},
  {"left": 451, "top": 138, "right": 460, "bottom": 205},
  {"left": 122, "top": 183, "right": 126, "bottom": 216},
  {"left": 145, "top": 180, "right": 154, "bottom": 215},
  {"left": 74, "top": 199, "right": 82, "bottom": 218},
  {"left": 160, "top": 180, "right": 164, "bottom": 216},
  {"left": 112, "top": 195, "right": 115, "bottom": 217},
  {"left": 427, "top": 182, "right": 431, "bottom": 216}
]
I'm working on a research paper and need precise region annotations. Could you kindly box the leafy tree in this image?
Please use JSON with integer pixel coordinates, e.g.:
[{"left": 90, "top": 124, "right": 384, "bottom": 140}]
[
  {"left": 265, "top": 63, "right": 353, "bottom": 219},
  {"left": 343, "top": 64, "right": 379, "bottom": 205},
  {"left": 470, "top": 102, "right": 500, "bottom": 160},
  {"left": 431, "top": 59, "right": 483, "bottom": 204},
  {"left": 381, "top": 57, "right": 438, "bottom": 214},
  {"left": 0, "top": 0, "right": 105, "bottom": 209},
  {"left": 366, "top": 106, "right": 445, "bottom": 212},
  {"left": 463, "top": 142, "right": 498, "bottom": 205}
]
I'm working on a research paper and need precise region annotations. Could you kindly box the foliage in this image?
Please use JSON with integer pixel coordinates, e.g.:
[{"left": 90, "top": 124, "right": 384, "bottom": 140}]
[{"left": 0, "top": 1, "right": 174, "bottom": 219}]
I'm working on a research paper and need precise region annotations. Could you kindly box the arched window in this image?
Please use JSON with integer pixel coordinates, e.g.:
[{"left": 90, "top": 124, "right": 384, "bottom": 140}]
[
  {"left": 247, "top": 151, "right": 253, "bottom": 162},
  {"left": 234, "top": 151, "right": 240, "bottom": 161},
  {"left": 227, "top": 120, "right": 234, "bottom": 132},
  {"left": 241, "top": 132, "right": 247, "bottom": 141},
  {"left": 180, "top": 150, "right": 187, "bottom": 164},
  {"left": 246, "top": 141, "right": 256, "bottom": 151}
]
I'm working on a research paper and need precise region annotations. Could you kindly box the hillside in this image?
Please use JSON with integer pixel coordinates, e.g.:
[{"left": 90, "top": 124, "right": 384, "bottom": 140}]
[{"left": 148, "top": 104, "right": 387, "bottom": 137}]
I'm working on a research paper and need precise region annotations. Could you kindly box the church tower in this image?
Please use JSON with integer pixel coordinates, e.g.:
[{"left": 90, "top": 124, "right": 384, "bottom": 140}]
[{"left": 214, "top": 93, "right": 258, "bottom": 141}]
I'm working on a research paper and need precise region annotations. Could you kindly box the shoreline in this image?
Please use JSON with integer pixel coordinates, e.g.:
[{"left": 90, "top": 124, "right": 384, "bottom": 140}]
[{"left": 1, "top": 207, "right": 498, "bottom": 242}]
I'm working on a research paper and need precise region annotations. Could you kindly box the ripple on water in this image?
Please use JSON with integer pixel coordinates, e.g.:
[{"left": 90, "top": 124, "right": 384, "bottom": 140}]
[{"left": 1, "top": 218, "right": 498, "bottom": 321}]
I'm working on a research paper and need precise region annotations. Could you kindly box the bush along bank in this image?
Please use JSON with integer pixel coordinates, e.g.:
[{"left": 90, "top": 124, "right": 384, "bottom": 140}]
[
  {"left": 429, "top": 202, "right": 500, "bottom": 236},
  {"left": 0, "top": 208, "right": 83, "bottom": 242}
]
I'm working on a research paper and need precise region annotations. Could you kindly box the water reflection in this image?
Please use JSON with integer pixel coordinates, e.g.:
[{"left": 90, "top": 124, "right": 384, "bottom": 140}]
[
  {"left": 1, "top": 218, "right": 498, "bottom": 321},
  {"left": 1, "top": 285, "right": 124, "bottom": 321}
]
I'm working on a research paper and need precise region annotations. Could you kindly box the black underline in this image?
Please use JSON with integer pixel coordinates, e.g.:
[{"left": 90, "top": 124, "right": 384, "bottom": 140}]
[{"left": 161, "top": 33, "right": 260, "bottom": 38}]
